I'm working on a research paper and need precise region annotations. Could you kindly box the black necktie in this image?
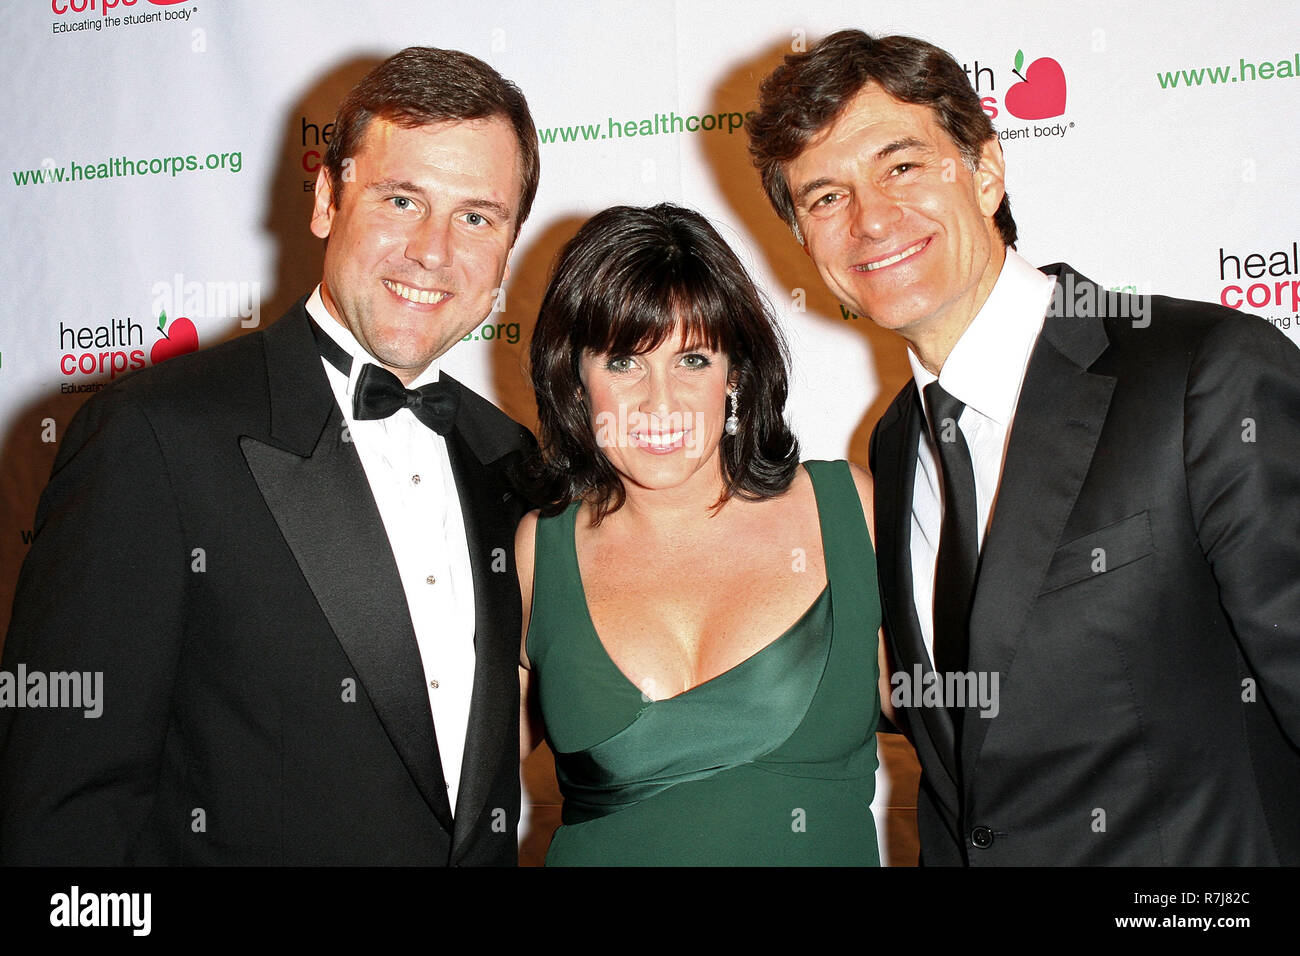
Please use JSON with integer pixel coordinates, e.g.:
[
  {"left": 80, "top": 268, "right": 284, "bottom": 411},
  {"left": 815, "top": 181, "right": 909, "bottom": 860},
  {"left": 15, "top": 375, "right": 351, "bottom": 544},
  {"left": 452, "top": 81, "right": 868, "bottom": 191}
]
[
  {"left": 311, "top": 319, "right": 458, "bottom": 435},
  {"left": 924, "top": 382, "right": 979, "bottom": 687}
]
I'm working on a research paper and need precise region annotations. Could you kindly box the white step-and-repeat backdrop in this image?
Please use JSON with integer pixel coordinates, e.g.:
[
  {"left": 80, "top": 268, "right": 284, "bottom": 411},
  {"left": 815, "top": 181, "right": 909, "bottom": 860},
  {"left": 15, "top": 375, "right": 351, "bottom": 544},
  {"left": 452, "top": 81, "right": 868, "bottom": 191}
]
[{"left": 3, "top": 0, "right": 1297, "bottom": 863}]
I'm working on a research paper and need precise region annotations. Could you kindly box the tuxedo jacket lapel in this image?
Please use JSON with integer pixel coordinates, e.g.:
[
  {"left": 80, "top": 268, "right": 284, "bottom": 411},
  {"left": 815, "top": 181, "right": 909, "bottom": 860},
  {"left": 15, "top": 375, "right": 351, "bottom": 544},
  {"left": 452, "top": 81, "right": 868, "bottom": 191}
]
[
  {"left": 237, "top": 307, "right": 455, "bottom": 830},
  {"left": 443, "top": 375, "right": 525, "bottom": 861},
  {"left": 962, "top": 283, "right": 1115, "bottom": 775}
]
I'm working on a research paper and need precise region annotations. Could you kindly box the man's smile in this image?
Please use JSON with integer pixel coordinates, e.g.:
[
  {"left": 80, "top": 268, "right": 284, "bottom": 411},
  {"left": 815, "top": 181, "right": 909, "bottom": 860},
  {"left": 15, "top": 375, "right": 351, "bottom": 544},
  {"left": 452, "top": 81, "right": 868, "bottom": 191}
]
[
  {"left": 857, "top": 237, "right": 930, "bottom": 273},
  {"left": 382, "top": 278, "right": 452, "bottom": 305}
]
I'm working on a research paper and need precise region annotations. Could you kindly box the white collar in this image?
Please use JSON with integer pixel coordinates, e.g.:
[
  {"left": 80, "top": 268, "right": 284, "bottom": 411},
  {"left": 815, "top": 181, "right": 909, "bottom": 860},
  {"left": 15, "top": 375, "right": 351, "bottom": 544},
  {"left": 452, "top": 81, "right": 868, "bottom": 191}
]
[
  {"left": 908, "top": 248, "right": 1056, "bottom": 426},
  {"left": 306, "top": 285, "right": 441, "bottom": 394}
]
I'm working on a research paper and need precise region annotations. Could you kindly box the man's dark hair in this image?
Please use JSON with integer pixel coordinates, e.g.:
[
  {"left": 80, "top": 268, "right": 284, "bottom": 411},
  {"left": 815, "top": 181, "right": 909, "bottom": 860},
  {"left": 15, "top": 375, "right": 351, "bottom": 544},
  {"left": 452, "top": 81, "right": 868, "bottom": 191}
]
[
  {"left": 529, "top": 203, "right": 800, "bottom": 522},
  {"left": 748, "top": 30, "right": 1017, "bottom": 247},
  {"left": 323, "top": 47, "right": 539, "bottom": 237}
]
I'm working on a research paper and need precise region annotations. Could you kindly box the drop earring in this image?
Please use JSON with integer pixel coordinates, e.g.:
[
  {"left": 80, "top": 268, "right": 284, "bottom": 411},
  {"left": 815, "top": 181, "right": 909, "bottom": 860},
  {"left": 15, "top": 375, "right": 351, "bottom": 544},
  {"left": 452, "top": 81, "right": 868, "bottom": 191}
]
[{"left": 725, "top": 386, "right": 739, "bottom": 436}]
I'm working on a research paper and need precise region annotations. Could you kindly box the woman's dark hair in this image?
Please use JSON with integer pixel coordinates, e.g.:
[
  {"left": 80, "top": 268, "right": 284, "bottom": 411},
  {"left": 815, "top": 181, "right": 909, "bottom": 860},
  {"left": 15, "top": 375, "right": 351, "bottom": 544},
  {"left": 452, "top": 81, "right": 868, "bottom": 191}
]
[
  {"left": 748, "top": 30, "right": 1017, "bottom": 247},
  {"left": 529, "top": 203, "right": 799, "bottom": 522}
]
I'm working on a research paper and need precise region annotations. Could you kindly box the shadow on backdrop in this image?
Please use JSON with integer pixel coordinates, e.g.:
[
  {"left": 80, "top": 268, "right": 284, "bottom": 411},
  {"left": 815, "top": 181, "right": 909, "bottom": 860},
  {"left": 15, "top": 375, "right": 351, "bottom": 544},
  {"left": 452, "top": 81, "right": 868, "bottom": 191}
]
[
  {"left": 488, "top": 215, "right": 588, "bottom": 432},
  {"left": 0, "top": 57, "right": 387, "bottom": 651},
  {"left": 700, "top": 38, "right": 913, "bottom": 469}
]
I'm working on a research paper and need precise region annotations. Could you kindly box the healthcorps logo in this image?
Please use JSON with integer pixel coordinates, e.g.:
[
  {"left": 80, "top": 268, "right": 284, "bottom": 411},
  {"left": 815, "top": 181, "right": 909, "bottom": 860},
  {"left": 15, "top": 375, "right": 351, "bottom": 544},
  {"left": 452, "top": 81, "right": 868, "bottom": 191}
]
[
  {"left": 298, "top": 116, "right": 333, "bottom": 193},
  {"left": 55, "top": 271, "right": 262, "bottom": 391},
  {"left": 150, "top": 310, "right": 200, "bottom": 363},
  {"left": 56, "top": 310, "right": 198, "bottom": 392},
  {"left": 50, "top": 0, "right": 199, "bottom": 37},
  {"left": 965, "top": 49, "right": 1074, "bottom": 142},
  {"left": 1217, "top": 241, "right": 1299, "bottom": 331}
]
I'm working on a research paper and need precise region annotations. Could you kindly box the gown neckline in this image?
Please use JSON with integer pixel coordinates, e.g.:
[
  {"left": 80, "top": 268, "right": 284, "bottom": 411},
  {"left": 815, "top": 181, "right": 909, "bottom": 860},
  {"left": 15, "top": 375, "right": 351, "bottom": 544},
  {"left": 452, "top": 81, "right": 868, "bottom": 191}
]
[{"left": 561, "top": 474, "right": 832, "bottom": 703}]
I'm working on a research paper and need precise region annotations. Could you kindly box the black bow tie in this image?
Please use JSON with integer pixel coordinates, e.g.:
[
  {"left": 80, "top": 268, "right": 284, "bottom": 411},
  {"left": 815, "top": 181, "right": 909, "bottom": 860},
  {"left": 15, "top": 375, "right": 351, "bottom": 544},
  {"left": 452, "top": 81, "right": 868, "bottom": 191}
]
[
  {"left": 310, "top": 318, "right": 458, "bottom": 435},
  {"left": 353, "top": 363, "right": 458, "bottom": 435}
]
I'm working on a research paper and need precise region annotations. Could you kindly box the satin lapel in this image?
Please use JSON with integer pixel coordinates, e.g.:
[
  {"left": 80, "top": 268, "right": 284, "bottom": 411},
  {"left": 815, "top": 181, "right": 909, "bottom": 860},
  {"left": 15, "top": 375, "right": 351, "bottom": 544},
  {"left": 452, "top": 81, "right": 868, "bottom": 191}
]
[
  {"left": 962, "top": 295, "right": 1115, "bottom": 777},
  {"left": 874, "top": 385, "right": 961, "bottom": 805},
  {"left": 444, "top": 385, "right": 523, "bottom": 862},
  {"left": 239, "top": 308, "right": 454, "bottom": 830}
]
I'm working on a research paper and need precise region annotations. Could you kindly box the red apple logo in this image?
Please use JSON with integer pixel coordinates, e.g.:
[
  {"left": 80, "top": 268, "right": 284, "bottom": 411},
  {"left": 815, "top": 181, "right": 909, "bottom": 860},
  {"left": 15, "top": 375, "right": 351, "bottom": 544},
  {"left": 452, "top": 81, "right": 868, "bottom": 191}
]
[
  {"left": 151, "top": 310, "right": 199, "bottom": 365},
  {"left": 1005, "top": 51, "right": 1067, "bottom": 120}
]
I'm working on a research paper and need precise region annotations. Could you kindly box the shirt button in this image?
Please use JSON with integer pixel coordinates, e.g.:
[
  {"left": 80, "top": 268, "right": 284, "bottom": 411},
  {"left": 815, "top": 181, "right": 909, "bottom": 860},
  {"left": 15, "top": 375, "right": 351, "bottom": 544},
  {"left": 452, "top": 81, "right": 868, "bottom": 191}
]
[
  {"left": 969, "top": 826, "right": 994, "bottom": 849},
  {"left": 429, "top": 679, "right": 439, "bottom": 689},
  {"left": 411, "top": 474, "right": 421, "bottom": 485},
  {"left": 426, "top": 575, "right": 436, "bottom": 585}
]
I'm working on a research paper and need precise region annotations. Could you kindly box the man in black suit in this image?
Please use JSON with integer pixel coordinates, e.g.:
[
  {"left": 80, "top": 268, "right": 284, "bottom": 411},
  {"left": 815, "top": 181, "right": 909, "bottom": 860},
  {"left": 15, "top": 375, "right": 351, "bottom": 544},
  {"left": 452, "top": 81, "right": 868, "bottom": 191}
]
[
  {"left": 0, "top": 47, "right": 538, "bottom": 865},
  {"left": 749, "top": 30, "right": 1300, "bottom": 864}
]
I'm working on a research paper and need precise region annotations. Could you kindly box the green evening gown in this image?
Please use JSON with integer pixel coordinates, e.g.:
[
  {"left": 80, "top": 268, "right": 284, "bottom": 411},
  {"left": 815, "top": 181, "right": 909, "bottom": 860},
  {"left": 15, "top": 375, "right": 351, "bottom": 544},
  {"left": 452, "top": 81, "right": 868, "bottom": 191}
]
[{"left": 527, "top": 459, "right": 881, "bottom": 865}]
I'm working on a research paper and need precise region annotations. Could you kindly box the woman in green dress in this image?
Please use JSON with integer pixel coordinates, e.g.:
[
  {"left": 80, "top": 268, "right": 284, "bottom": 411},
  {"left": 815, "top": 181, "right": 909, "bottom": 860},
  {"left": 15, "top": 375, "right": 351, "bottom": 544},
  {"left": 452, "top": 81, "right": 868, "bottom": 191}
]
[{"left": 518, "top": 203, "right": 891, "bottom": 865}]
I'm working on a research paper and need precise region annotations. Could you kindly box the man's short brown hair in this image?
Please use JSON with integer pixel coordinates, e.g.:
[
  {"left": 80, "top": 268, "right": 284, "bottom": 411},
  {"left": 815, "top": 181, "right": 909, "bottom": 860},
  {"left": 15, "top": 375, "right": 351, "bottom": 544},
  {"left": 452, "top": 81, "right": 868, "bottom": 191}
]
[
  {"left": 323, "top": 47, "right": 539, "bottom": 238},
  {"left": 748, "top": 30, "right": 1017, "bottom": 247}
]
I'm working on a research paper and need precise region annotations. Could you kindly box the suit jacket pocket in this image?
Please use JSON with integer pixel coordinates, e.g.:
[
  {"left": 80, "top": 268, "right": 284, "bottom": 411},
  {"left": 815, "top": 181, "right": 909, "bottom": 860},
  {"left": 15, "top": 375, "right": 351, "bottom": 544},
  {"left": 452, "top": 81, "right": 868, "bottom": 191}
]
[{"left": 1040, "top": 511, "right": 1154, "bottom": 594}]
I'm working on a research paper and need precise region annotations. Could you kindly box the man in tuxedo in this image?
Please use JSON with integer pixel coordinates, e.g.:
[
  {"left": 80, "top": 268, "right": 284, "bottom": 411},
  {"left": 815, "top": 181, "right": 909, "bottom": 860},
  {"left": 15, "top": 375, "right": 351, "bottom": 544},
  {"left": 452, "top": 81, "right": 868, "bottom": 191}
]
[
  {"left": 0, "top": 47, "right": 538, "bottom": 865},
  {"left": 749, "top": 30, "right": 1300, "bottom": 864}
]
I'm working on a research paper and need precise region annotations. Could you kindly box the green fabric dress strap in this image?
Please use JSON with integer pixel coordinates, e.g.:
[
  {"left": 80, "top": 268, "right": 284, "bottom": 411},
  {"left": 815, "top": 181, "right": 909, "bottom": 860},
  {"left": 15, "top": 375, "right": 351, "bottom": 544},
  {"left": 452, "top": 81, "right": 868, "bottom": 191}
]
[{"left": 802, "top": 459, "right": 877, "bottom": 605}]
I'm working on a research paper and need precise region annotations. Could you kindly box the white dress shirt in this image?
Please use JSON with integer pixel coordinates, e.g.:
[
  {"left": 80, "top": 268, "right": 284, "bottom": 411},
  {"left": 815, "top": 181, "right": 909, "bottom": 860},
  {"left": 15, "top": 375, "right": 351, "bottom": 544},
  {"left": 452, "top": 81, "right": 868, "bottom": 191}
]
[
  {"left": 908, "top": 251, "right": 1057, "bottom": 664},
  {"left": 307, "top": 287, "right": 477, "bottom": 815}
]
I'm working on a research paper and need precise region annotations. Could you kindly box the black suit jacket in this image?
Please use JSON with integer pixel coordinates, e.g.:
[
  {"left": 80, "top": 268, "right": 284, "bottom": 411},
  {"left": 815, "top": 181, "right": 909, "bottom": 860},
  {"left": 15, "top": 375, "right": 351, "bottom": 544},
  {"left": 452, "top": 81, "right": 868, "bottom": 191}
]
[
  {"left": 870, "top": 263, "right": 1300, "bottom": 865},
  {"left": 0, "top": 299, "right": 534, "bottom": 865}
]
